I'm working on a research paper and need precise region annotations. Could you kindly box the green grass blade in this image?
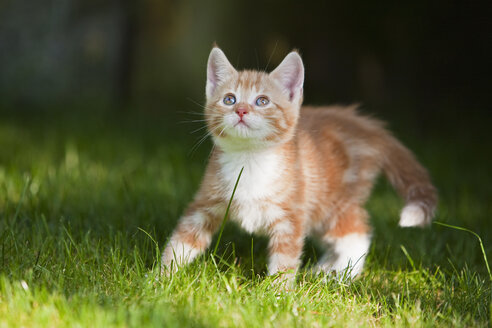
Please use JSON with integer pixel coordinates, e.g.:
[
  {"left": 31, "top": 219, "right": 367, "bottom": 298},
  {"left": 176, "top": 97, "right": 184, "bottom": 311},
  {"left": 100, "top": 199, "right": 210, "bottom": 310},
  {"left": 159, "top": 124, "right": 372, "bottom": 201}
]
[
  {"left": 213, "top": 167, "right": 244, "bottom": 257},
  {"left": 400, "top": 245, "right": 416, "bottom": 271},
  {"left": 434, "top": 221, "right": 492, "bottom": 282},
  {"left": 11, "top": 174, "right": 31, "bottom": 224}
]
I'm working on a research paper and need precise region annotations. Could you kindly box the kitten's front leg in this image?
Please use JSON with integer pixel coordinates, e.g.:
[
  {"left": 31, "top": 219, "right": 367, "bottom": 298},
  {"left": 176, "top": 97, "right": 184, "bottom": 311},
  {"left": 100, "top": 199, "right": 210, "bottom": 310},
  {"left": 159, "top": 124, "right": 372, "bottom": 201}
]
[
  {"left": 161, "top": 208, "right": 219, "bottom": 275},
  {"left": 267, "top": 218, "right": 305, "bottom": 286}
]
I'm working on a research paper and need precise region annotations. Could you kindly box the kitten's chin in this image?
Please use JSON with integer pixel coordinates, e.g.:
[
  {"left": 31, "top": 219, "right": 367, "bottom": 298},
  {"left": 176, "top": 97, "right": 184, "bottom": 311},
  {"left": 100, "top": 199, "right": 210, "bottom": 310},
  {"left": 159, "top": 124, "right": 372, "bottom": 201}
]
[
  {"left": 221, "top": 120, "right": 262, "bottom": 139},
  {"left": 212, "top": 117, "right": 288, "bottom": 152},
  {"left": 213, "top": 133, "right": 271, "bottom": 152},
  {"left": 213, "top": 123, "right": 293, "bottom": 152}
]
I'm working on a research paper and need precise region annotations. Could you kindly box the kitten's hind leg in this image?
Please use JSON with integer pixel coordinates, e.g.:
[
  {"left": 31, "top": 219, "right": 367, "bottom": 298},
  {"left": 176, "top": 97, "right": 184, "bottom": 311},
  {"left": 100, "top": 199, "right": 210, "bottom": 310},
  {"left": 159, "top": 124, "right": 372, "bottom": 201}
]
[
  {"left": 315, "top": 206, "right": 372, "bottom": 278},
  {"left": 315, "top": 233, "right": 371, "bottom": 278}
]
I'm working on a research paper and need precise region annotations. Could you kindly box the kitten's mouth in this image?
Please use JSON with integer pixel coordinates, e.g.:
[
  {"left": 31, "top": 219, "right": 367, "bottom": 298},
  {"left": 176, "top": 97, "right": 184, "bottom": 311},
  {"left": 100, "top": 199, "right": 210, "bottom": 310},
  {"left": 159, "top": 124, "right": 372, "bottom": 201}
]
[{"left": 234, "top": 120, "right": 250, "bottom": 128}]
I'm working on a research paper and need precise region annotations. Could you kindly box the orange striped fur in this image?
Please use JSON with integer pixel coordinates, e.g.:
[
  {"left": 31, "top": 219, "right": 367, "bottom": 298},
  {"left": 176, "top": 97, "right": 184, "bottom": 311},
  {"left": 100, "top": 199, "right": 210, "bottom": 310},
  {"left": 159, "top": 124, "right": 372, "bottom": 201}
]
[{"left": 161, "top": 47, "right": 437, "bottom": 280}]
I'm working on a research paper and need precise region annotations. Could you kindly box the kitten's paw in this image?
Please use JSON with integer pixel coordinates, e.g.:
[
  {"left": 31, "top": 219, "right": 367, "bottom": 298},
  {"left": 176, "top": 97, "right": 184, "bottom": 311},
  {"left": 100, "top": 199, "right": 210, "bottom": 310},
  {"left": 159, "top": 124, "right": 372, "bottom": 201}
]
[
  {"left": 160, "top": 261, "right": 178, "bottom": 278},
  {"left": 313, "top": 261, "right": 361, "bottom": 281},
  {"left": 270, "top": 271, "right": 296, "bottom": 292}
]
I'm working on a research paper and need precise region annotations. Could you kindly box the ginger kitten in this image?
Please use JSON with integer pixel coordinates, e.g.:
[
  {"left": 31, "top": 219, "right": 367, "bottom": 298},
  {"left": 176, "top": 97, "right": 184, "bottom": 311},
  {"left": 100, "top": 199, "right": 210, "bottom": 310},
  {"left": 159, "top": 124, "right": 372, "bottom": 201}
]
[{"left": 161, "top": 47, "right": 437, "bottom": 279}]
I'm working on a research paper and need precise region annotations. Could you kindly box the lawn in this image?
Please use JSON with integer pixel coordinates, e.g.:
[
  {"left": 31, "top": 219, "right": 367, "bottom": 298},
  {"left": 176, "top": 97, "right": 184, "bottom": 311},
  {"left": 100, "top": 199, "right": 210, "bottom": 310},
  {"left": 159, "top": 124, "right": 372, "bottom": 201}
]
[{"left": 0, "top": 107, "right": 490, "bottom": 327}]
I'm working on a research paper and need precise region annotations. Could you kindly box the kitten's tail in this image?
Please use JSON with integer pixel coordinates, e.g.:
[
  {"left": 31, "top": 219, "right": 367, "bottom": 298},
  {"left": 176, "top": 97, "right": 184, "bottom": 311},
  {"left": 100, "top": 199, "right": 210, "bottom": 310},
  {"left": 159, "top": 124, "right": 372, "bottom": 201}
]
[{"left": 381, "top": 135, "right": 438, "bottom": 227}]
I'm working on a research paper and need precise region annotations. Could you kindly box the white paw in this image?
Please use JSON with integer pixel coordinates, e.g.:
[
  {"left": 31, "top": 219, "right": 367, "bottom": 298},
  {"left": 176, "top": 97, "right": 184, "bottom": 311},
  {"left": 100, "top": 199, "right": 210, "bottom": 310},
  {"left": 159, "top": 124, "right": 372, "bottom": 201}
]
[{"left": 315, "top": 261, "right": 362, "bottom": 280}]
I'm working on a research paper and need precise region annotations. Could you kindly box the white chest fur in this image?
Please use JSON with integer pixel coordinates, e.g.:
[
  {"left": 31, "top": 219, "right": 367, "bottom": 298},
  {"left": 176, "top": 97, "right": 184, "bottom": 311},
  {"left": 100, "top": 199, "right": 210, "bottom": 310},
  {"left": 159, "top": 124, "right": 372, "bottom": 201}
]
[{"left": 217, "top": 150, "right": 285, "bottom": 233}]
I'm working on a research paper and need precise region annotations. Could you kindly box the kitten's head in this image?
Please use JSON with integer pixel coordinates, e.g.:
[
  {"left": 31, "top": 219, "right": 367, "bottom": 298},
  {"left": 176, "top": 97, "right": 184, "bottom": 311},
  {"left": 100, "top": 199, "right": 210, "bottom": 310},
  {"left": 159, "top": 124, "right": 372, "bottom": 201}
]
[{"left": 204, "top": 47, "right": 304, "bottom": 151}]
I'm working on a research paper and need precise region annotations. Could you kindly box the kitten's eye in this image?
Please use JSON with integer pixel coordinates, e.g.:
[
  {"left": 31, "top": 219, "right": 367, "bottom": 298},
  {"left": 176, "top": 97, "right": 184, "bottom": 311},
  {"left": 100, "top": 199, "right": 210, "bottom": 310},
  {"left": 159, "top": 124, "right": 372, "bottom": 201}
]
[
  {"left": 223, "top": 94, "right": 236, "bottom": 106},
  {"left": 255, "top": 96, "right": 270, "bottom": 107}
]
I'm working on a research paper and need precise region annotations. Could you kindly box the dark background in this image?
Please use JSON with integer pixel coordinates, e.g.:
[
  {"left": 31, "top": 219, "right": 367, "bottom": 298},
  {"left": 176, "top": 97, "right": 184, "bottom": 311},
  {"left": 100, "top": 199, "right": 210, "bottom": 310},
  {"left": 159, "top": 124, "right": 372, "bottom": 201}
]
[{"left": 1, "top": 0, "right": 490, "bottom": 120}]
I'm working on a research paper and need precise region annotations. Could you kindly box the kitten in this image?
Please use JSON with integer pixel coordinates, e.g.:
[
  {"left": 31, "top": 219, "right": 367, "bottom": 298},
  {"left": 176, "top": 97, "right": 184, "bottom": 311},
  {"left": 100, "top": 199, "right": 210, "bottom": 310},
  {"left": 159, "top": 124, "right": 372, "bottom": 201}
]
[{"left": 161, "top": 47, "right": 437, "bottom": 279}]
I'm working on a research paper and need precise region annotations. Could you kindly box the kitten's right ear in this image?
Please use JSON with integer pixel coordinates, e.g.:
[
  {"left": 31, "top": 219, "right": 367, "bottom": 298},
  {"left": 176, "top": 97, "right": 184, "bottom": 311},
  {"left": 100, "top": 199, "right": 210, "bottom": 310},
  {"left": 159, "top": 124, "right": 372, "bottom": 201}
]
[{"left": 206, "top": 47, "right": 237, "bottom": 99}]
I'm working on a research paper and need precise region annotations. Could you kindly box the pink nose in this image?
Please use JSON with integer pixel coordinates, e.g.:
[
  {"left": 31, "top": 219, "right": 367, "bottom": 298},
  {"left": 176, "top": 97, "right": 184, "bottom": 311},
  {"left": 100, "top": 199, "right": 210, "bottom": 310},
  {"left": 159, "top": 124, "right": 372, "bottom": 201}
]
[{"left": 235, "top": 106, "right": 248, "bottom": 118}]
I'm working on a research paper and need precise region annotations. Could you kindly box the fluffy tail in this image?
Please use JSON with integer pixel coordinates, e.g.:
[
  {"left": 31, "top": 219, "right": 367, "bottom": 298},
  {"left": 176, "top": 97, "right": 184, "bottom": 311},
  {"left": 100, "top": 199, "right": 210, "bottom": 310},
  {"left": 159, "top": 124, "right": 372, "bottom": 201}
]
[{"left": 381, "top": 135, "right": 438, "bottom": 227}]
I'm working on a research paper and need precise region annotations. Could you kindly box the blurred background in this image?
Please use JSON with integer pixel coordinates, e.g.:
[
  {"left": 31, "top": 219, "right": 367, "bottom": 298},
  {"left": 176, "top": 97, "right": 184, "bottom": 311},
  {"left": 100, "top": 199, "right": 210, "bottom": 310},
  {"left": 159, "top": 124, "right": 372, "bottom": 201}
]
[{"left": 0, "top": 0, "right": 490, "bottom": 120}]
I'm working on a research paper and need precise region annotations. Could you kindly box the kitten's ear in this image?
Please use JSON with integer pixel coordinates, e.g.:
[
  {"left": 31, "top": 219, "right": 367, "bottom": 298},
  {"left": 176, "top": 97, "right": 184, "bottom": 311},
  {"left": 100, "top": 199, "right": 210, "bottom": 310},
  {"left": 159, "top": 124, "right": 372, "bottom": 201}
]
[
  {"left": 206, "top": 47, "right": 237, "bottom": 99},
  {"left": 270, "top": 51, "right": 304, "bottom": 102}
]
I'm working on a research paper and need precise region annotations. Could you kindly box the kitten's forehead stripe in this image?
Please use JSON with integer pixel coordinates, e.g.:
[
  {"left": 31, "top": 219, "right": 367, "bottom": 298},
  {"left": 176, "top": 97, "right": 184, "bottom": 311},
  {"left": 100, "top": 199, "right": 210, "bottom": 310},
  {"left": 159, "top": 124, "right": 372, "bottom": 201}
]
[{"left": 237, "top": 70, "right": 267, "bottom": 91}]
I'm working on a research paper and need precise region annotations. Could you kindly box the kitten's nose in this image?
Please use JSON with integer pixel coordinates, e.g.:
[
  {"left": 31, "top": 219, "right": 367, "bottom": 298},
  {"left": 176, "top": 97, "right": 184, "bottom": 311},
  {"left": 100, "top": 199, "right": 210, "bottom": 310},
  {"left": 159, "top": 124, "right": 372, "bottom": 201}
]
[{"left": 235, "top": 106, "right": 249, "bottom": 118}]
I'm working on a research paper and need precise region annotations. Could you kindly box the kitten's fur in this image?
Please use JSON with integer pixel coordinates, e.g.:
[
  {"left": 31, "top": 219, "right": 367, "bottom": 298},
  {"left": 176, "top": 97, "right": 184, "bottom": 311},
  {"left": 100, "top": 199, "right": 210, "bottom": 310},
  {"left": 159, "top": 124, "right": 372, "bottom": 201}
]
[{"left": 161, "top": 47, "right": 437, "bottom": 279}]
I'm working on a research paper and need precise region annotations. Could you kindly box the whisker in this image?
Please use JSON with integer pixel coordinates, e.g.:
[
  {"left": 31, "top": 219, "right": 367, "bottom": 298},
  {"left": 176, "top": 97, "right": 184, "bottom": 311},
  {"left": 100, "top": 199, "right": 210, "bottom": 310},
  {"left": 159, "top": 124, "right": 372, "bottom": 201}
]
[
  {"left": 188, "top": 124, "right": 224, "bottom": 157},
  {"left": 207, "top": 126, "right": 226, "bottom": 159},
  {"left": 186, "top": 97, "right": 207, "bottom": 110},
  {"left": 264, "top": 40, "right": 278, "bottom": 71},
  {"left": 254, "top": 48, "right": 259, "bottom": 71},
  {"left": 177, "top": 119, "right": 207, "bottom": 125},
  {"left": 190, "top": 125, "right": 210, "bottom": 134},
  {"left": 177, "top": 110, "right": 219, "bottom": 118},
  {"left": 183, "top": 119, "right": 209, "bottom": 123},
  {"left": 217, "top": 126, "right": 227, "bottom": 137},
  {"left": 189, "top": 133, "right": 211, "bottom": 157},
  {"left": 176, "top": 111, "right": 205, "bottom": 116}
]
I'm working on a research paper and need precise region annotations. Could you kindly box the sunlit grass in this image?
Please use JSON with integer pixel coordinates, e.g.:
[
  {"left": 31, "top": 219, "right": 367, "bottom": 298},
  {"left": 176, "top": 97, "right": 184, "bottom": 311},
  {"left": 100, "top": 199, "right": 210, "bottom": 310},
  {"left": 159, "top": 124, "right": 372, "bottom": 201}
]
[{"left": 0, "top": 110, "right": 490, "bottom": 327}]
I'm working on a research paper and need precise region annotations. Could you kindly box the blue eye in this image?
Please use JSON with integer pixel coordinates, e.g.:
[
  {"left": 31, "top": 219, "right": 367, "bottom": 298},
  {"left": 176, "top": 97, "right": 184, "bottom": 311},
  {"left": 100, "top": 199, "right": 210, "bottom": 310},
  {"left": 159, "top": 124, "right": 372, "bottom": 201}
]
[
  {"left": 255, "top": 96, "right": 270, "bottom": 107},
  {"left": 223, "top": 94, "right": 236, "bottom": 105}
]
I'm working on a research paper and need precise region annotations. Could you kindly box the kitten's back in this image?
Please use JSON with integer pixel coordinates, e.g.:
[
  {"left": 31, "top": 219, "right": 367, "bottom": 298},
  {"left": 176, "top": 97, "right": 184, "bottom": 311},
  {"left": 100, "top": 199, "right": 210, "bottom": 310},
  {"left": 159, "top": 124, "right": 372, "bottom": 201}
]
[
  {"left": 299, "top": 105, "right": 386, "bottom": 141},
  {"left": 297, "top": 105, "right": 437, "bottom": 226}
]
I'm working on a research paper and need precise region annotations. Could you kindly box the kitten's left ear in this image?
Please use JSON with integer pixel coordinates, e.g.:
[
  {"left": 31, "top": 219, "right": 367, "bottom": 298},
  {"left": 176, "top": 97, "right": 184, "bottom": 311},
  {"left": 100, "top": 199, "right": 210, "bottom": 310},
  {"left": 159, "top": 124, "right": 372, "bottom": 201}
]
[
  {"left": 206, "top": 47, "right": 237, "bottom": 99},
  {"left": 270, "top": 51, "right": 304, "bottom": 102}
]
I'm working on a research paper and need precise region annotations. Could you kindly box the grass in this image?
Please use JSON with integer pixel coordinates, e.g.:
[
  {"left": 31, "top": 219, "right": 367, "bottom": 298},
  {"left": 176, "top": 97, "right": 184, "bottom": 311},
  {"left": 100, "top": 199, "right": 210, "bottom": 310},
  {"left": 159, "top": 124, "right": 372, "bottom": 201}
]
[{"left": 0, "top": 108, "right": 490, "bottom": 327}]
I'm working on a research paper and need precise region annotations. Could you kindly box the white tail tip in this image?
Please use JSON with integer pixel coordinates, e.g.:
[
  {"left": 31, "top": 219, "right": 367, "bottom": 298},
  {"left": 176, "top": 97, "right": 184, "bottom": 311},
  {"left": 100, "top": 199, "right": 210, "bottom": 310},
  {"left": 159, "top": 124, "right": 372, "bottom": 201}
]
[{"left": 399, "top": 203, "right": 427, "bottom": 227}]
